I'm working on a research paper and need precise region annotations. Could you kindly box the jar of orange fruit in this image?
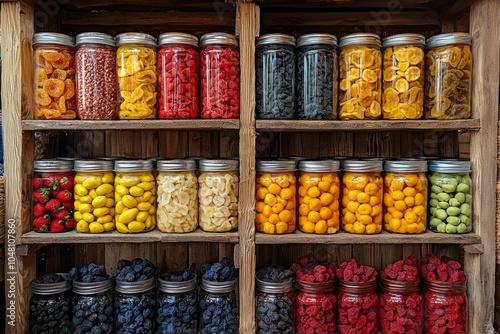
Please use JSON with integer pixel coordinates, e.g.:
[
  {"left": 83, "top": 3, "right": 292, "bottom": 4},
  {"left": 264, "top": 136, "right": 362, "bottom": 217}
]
[
  {"left": 255, "top": 160, "right": 297, "bottom": 234},
  {"left": 341, "top": 160, "right": 383, "bottom": 234},
  {"left": 298, "top": 160, "right": 340, "bottom": 234}
]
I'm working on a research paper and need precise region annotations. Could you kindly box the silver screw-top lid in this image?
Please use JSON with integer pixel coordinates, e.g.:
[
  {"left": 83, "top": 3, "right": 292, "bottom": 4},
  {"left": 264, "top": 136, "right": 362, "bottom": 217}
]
[
  {"left": 158, "top": 32, "right": 199, "bottom": 47},
  {"left": 257, "top": 33, "right": 296, "bottom": 47},
  {"left": 200, "top": 32, "right": 238, "bottom": 47},
  {"left": 157, "top": 159, "right": 196, "bottom": 171},
  {"left": 199, "top": 159, "right": 239, "bottom": 172},
  {"left": 429, "top": 159, "right": 471, "bottom": 173},
  {"left": 426, "top": 33, "right": 472, "bottom": 49},
  {"left": 382, "top": 33, "right": 425, "bottom": 48},
  {"left": 339, "top": 33, "right": 381, "bottom": 48},
  {"left": 73, "top": 278, "right": 113, "bottom": 295},
  {"left": 299, "top": 160, "right": 340, "bottom": 172},
  {"left": 33, "top": 32, "right": 75, "bottom": 47},
  {"left": 384, "top": 159, "right": 427, "bottom": 172},
  {"left": 201, "top": 278, "right": 235, "bottom": 294},
  {"left": 257, "top": 160, "right": 297, "bottom": 172},
  {"left": 34, "top": 159, "right": 73, "bottom": 172},
  {"left": 256, "top": 278, "right": 293, "bottom": 294},
  {"left": 76, "top": 32, "right": 115, "bottom": 47},
  {"left": 115, "top": 277, "right": 155, "bottom": 294},
  {"left": 31, "top": 273, "right": 72, "bottom": 295},
  {"left": 157, "top": 274, "right": 197, "bottom": 294},
  {"left": 73, "top": 159, "right": 114, "bottom": 172},
  {"left": 114, "top": 159, "right": 154, "bottom": 172},
  {"left": 115, "top": 32, "right": 157, "bottom": 47},
  {"left": 297, "top": 33, "right": 338, "bottom": 48},
  {"left": 341, "top": 159, "right": 383, "bottom": 172}
]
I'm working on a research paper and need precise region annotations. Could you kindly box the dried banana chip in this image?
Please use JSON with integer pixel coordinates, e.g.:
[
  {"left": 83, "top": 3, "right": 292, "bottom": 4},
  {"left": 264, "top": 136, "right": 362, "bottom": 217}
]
[
  {"left": 395, "top": 51, "right": 408, "bottom": 62},
  {"left": 369, "top": 100, "right": 381, "bottom": 117},
  {"left": 383, "top": 66, "right": 399, "bottom": 82},
  {"left": 361, "top": 48, "right": 374, "bottom": 67},
  {"left": 362, "top": 69, "right": 377, "bottom": 83},
  {"left": 399, "top": 104, "right": 418, "bottom": 119},
  {"left": 407, "top": 47, "right": 424, "bottom": 65},
  {"left": 405, "top": 66, "right": 421, "bottom": 82},
  {"left": 397, "top": 61, "right": 410, "bottom": 72},
  {"left": 384, "top": 88, "right": 400, "bottom": 111},
  {"left": 448, "top": 47, "right": 462, "bottom": 67},
  {"left": 395, "top": 78, "right": 409, "bottom": 93},
  {"left": 340, "top": 79, "right": 348, "bottom": 91}
]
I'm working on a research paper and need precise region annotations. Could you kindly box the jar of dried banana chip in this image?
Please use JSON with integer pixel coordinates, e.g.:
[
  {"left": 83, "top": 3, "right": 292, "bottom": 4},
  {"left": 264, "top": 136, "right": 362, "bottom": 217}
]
[
  {"left": 339, "top": 33, "right": 382, "bottom": 120},
  {"left": 425, "top": 33, "right": 472, "bottom": 119},
  {"left": 382, "top": 34, "right": 426, "bottom": 119}
]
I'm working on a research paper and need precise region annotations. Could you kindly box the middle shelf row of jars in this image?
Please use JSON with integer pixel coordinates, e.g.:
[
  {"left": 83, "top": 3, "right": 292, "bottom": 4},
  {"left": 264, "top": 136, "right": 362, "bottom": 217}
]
[{"left": 31, "top": 156, "right": 472, "bottom": 236}]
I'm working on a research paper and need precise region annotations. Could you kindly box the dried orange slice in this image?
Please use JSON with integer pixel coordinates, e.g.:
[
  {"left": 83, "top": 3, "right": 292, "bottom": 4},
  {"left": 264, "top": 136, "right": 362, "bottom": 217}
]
[
  {"left": 448, "top": 47, "right": 462, "bottom": 67},
  {"left": 383, "top": 66, "right": 399, "bottom": 82},
  {"left": 384, "top": 48, "right": 393, "bottom": 60},
  {"left": 395, "top": 78, "right": 409, "bottom": 93},
  {"left": 50, "top": 69, "right": 67, "bottom": 81},
  {"left": 350, "top": 83, "right": 360, "bottom": 98},
  {"left": 358, "top": 81, "right": 373, "bottom": 99},
  {"left": 395, "top": 51, "right": 408, "bottom": 62},
  {"left": 361, "top": 48, "right": 374, "bottom": 67},
  {"left": 360, "top": 94, "right": 375, "bottom": 108},
  {"left": 397, "top": 61, "right": 410, "bottom": 72},
  {"left": 383, "top": 88, "right": 399, "bottom": 112},
  {"left": 349, "top": 49, "right": 363, "bottom": 68},
  {"left": 369, "top": 100, "right": 381, "bottom": 117},
  {"left": 405, "top": 67, "right": 421, "bottom": 82},
  {"left": 35, "top": 88, "right": 52, "bottom": 106},
  {"left": 407, "top": 47, "right": 424, "bottom": 65},
  {"left": 348, "top": 68, "right": 360, "bottom": 81},
  {"left": 62, "top": 79, "right": 75, "bottom": 100},
  {"left": 399, "top": 104, "right": 418, "bottom": 119},
  {"left": 362, "top": 69, "right": 377, "bottom": 83}
]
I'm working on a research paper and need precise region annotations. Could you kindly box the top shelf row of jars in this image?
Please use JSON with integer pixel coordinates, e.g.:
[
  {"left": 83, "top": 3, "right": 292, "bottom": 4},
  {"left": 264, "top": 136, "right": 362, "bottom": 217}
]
[{"left": 34, "top": 31, "right": 471, "bottom": 122}]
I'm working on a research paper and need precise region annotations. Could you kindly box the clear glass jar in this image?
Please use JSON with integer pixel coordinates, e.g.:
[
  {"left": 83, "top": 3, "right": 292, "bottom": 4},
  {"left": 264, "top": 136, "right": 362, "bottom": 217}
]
[
  {"left": 256, "top": 278, "right": 295, "bottom": 334},
  {"left": 72, "top": 278, "right": 114, "bottom": 333},
  {"left": 33, "top": 33, "right": 76, "bottom": 119},
  {"left": 114, "top": 160, "right": 156, "bottom": 233},
  {"left": 255, "top": 160, "right": 297, "bottom": 234},
  {"left": 29, "top": 274, "right": 72, "bottom": 333},
  {"left": 341, "top": 160, "right": 383, "bottom": 234},
  {"left": 32, "top": 160, "right": 75, "bottom": 233},
  {"left": 338, "top": 33, "right": 382, "bottom": 120},
  {"left": 115, "top": 278, "right": 156, "bottom": 333},
  {"left": 157, "top": 273, "right": 199, "bottom": 333},
  {"left": 74, "top": 160, "right": 115, "bottom": 234},
  {"left": 116, "top": 33, "right": 157, "bottom": 119},
  {"left": 425, "top": 33, "right": 472, "bottom": 119},
  {"left": 156, "top": 159, "right": 198, "bottom": 232},
  {"left": 383, "top": 159, "right": 428, "bottom": 234},
  {"left": 337, "top": 279, "right": 379, "bottom": 334},
  {"left": 424, "top": 279, "right": 467, "bottom": 334},
  {"left": 382, "top": 34, "right": 426, "bottom": 119},
  {"left": 298, "top": 160, "right": 340, "bottom": 234},
  {"left": 157, "top": 33, "right": 199, "bottom": 119},
  {"left": 75, "top": 32, "right": 117, "bottom": 120},
  {"left": 297, "top": 33, "right": 338, "bottom": 120},
  {"left": 296, "top": 280, "right": 336, "bottom": 334},
  {"left": 200, "top": 279, "right": 238, "bottom": 334},
  {"left": 428, "top": 160, "right": 472, "bottom": 234},
  {"left": 198, "top": 159, "right": 239, "bottom": 232},
  {"left": 256, "top": 34, "right": 296, "bottom": 119},
  {"left": 379, "top": 278, "right": 424, "bottom": 334},
  {"left": 200, "top": 33, "right": 240, "bottom": 119}
]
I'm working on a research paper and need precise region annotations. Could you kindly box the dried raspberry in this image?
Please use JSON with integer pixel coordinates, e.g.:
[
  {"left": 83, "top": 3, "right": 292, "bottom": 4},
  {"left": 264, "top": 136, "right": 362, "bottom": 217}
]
[
  {"left": 297, "top": 256, "right": 309, "bottom": 267},
  {"left": 344, "top": 269, "right": 354, "bottom": 281},
  {"left": 447, "top": 260, "right": 461, "bottom": 270},
  {"left": 301, "top": 274, "right": 315, "bottom": 282},
  {"left": 437, "top": 263, "right": 447, "bottom": 272},
  {"left": 314, "top": 272, "right": 325, "bottom": 282},
  {"left": 314, "top": 265, "right": 327, "bottom": 274},
  {"left": 438, "top": 271, "right": 449, "bottom": 282}
]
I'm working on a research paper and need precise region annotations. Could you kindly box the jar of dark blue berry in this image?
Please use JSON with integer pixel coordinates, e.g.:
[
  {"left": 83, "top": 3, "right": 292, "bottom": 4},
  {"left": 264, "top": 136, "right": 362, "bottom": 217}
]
[
  {"left": 199, "top": 278, "right": 238, "bottom": 334},
  {"left": 256, "top": 277, "right": 295, "bottom": 334},
  {"left": 72, "top": 278, "right": 114, "bottom": 333},
  {"left": 156, "top": 273, "right": 199, "bottom": 333}
]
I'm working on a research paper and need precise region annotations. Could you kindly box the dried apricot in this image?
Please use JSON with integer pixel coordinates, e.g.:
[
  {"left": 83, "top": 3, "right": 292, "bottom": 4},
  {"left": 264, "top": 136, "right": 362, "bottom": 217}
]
[
  {"left": 50, "top": 69, "right": 67, "bottom": 81},
  {"left": 51, "top": 53, "right": 71, "bottom": 69},
  {"left": 62, "top": 79, "right": 75, "bottom": 100},
  {"left": 35, "top": 88, "right": 52, "bottom": 106},
  {"left": 43, "top": 78, "right": 65, "bottom": 98}
]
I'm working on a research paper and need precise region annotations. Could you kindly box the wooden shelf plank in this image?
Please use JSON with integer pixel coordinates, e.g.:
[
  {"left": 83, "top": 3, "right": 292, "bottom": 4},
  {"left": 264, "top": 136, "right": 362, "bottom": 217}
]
[{"left": 255, "top": 230, "right": 481, "bottom": 245}]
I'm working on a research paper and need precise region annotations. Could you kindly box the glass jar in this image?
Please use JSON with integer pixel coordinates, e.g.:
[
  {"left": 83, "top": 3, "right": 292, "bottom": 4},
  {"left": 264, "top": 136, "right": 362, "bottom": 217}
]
[
  {"left": 75, "top": 32, "right": 117, "bottom": 120},
  {"left": 157, "top": 273, "right": 199, "bottom": 333},
  {"left": 200, "top": 33, "right": 240, "bottom": 119},
  {"left": 116, "top": 33, "right": 157, "bottom": 119},
  {"left": 337, "top": 279, "right": 379, "bottom": 334},
  {"left": 383, "top": 159, "right": 428, "bottom": 234},
  {"left": 157, "top": 33, "right": 199, "bottom": 119},
  {"left": 256, "top": 278, "right": 295, "bottom": 334},
  {"left": 382, "top": 34, "right": 426, "bottom": 119},
  {"left": 256, "top": 34, "right": 296, "bottom": 119},
  {"left": 32, "top": 160, "right": 75, "bottom": 233},
  {"left": 428, "top": 160, "right": 472, "bottom": 234},
  {"left": 115, "top": 278, "right": 156, "bottom": 333},
  {"left": 424, "top": 279, "right": 467, "bottom": 334},
  {"left": 297, "top": 33, "right": 338, "bottom": 120},
  {"left": 72, "top": 278, "right": 114, "bottom": 333},
  {"left": 379, "top": 278, "right": 424, "bottom": 334},
  {"left": 33, "top": 32, "right": 76, "bottom": 119},
  {"left": 296, "top": 280, "right": 336, "bottom": 334},
  {"left": 255, "top": 160, "right": 297, "bottom": 234},
  {"left": 298, "top": 160, "right": 340, "bottom": 234},
  {"left": 198, "top": 159, "right": 239, "bottom": 232},
  {"left": 29, "top": 274, "right": 72, "bottom": 333},
  {"left": 74, "top": 160, "right": 115, "bottom": 234},
  {"left": 114, "top": 160, "right": 156, "bottom": 233},
  {"left": 341, "top": 160, "right": 383, "bottom": 234},
  {"left": 425, "top": 33, "right": 472, "bottom": 119},
  {"left": 338, "top": 33, "right": 382, "bottom": 120},
  {"left": 156, "top": 159, "right": 198, "bottom": 232},
  {"left": 199, "top": 279, "right": 238, "bottom": 334}
]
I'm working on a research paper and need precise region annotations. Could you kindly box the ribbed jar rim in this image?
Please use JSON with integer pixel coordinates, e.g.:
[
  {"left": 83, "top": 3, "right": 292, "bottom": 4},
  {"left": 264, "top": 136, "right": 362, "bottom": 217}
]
[
  {"left": 257, "top": 33, "right": 296, "bottom": 47},
  {"left": 114, "top": 159, "right": 154, "bottom": 171},
  {"left": 33, "top": 32, "right": 75, "bottom": 47},
  {"left": 297, "top": 280, "right": 335, "bottom": 293},
  {"left": 379, "top": 277, "right": 421, "bottom": 293},
  {"left": 341, "top": 159, "right": 383, "bottom": 172},
  {"left": 299, "top": 159, "right": 340, "bottom": 172},
  {"left": 257, "top": 160, "right": 297, "bottom": 172},
  {"left": 157, "top": 159, "right": 196, "bottom": 171},
  {"left": 158, "top": 32, "right": 198, "bottom": 47},
  {"left": 427, "top": 33, "right": 472, "bottom": 49},
  {"left": 384, "top": 159, "right": 427, "bottom": 172},
  {"left": 382, "top": 33, "right": 426, "bottom": 48},
  {"left": 115, "top": 277, "right": 155, "bottom": 294},
  {"left": 256, "top": 277, "right": 293, "bottom": 294},
  {"left": 297, "top": 33, "right": 338, "bottom": 48},
  {"left": 200, "top": 32, "right": 238, "bottom": 47},
  {"left": 73, "top": 159, "right": 114, "bottom": 172},
  {"left": 34, "top": 159, "right": 73, "bottom": 172},
  {"left": 424, "top": 278, "right": 467, "bottom": 294},
  {"left": 115, "top": 32, "right": 157, "bottom": 47},
  {"left": 73, "top": 278, "right": 113, "bottom": 295},
  {"left": 428, "top": 159, "right": 471, "bottom": 173},
  {"left": 339, "top": 33, "right": 381, "bottom": 48},
  {"left": 338, "top": 279, "right": 377, "bottom": 294},
  {"left": 201, "top": 278, "right": 236, "bottom": 293},
  {"left": 157, "top": 274, "right": 197, "bottom": 293},
  {"left": 76, "top": 32, "right": 115, "bottom": 47},
  {"left": 31, "top": 273, "right": 72, "bottom": 295},
  {"left": 198, "top": 159, "right": 239, "bottom": 171}
]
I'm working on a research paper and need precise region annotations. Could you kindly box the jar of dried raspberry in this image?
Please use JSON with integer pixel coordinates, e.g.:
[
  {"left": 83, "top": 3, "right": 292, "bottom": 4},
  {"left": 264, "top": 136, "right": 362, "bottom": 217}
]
[
  {"left": 256, "top": 277, "right": 295, "bottom": 333},
  {"left": 296, "top": 280, "right": 336, "bottom": 334},
  {"left": 200, "top": 33, "right": 240, "bottom": 119},
  {"left": 158, "top": 33, "right": 199, "bottom": 119}
]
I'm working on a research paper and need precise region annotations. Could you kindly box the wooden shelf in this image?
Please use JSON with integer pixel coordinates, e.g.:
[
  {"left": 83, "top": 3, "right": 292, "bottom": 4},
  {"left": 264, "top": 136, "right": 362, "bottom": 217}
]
[{"left": 255, "top": 230, "right": 482, "bottom": 245}]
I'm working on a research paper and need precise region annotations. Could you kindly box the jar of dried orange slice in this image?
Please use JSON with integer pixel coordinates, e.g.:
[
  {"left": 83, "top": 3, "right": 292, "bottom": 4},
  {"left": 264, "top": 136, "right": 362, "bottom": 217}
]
[
  {"left": 425, "top": 33, "right": 472, "bottom": 119},
  {"left": 382, "top": 34, "right": 426, "bottom": 120},
  {"left": 338, "top": 33, "right": 382, "bottom": 120},
  {"left": 33, "top": 33, "right": 76, "bottom": 120}
]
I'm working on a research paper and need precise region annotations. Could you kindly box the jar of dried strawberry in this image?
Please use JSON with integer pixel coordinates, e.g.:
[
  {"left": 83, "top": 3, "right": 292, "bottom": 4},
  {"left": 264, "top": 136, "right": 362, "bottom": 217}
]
[
  {"left": 296, "top": 280, "right": 336, "bottom": 334},
  {"left": 200, "top": 33, "right": 240, "bottom": 119}
]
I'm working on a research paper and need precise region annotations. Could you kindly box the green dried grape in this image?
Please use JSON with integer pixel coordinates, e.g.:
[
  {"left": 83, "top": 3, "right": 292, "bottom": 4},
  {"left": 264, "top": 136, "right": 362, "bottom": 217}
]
[
  {"left": 445, "top": 224, "right": 457, "bottom": 233},
  {"left": 457, "top": 223, "right": 469, "bottom": 233},
  {"left": 457, "top": 183, "right": 470, "bottom": 193},
  {"left": 446, "top": 207, "right": 461, "bottom": 216},
  {"left": 454, "top": 192, "right": 465, "bottom": 204},
  {"left": 438, "top": 201, "right": 450, "bottom": 209},
  {"left": 446, "top": 216, "right": 460, "bottom": 226},
  {"left": 437, "top": 223, "right": 446, "bottom": 233},
  {"left": 460, "top": 203, "right": 471, "bottom": 216}
]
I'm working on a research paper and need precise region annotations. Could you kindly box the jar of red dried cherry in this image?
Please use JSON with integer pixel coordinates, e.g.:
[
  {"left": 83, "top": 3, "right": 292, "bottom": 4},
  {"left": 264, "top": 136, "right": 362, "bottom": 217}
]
[{"left": 296, "top": 280, "right": 336, "bottom": 334}]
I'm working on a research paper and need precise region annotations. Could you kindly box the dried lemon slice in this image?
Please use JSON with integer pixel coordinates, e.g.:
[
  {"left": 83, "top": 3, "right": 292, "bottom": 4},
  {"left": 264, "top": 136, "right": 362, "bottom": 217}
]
[
  {"left": 361, "top": 48, "right": 374, "bottom": 67},
  {"left": 397, "top": 61, "right": 410, "bottom": 72},
  {"left": 383, "top": 66, "right": 399, "bottom": 82},
  {"left": 340, "top": 79, "right": 348, "bottom": 91},
  {"left": 384, "top": 88, "right": 400, "bottom": 111},
  {"left": 348, "top": 68, "right": 361, "bottom": 81},
  {"left": 395, "top": 78, "right": 409, "bottom": 93},
  {"left": 362, "top": 69, "right": 377, "bottom": 83},
  {"left": 369, "top": 100, "right": 381, "bottom": 117},
  {"left": 399, "top": 104, "right": 418, "bottom": 119},
  {"left": 384, "top": 47, "right": 393, "bottom": 60},
  {"left": 407, "top": 47, "right": 424, "bottom": 65},
  {"left": 405, "top": 67, "right": 421, "bottom": 82},
  {"left": 395, "top": 51, "right": 408, "bottom": 62}
]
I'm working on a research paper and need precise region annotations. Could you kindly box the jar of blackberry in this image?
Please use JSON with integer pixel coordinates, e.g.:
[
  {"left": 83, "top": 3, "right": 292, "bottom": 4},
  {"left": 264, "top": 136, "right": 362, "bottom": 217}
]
[
  {"left": 199, "top": 278, "right": 238, "bottom": 334},
  {"left": 256, "top": 277, "right": 295, "bottom": 333}
]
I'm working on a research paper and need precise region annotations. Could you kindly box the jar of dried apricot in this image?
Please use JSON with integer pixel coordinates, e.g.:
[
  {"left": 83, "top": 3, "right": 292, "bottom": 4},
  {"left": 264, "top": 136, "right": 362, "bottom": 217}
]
[
  {"left": 255, "top": 160, "right": 297, "bottom": 234},
  {"left": 338, "top": 33, "right": 382, "bottom": 120},
  {"left": 383, "top": 159, "right": 428, "bottom": 234},
  {"left": 298, "top": 160, "right": 340, "bottom": 234},
  {"left": 425, "top": 33, "right": 472, "bottom": 119},
  {"left": 382, "top": 34, "right": 426, "bottom": 119},
  {"left": 341, "top": 160, "right": 383, "bottom": 234}
]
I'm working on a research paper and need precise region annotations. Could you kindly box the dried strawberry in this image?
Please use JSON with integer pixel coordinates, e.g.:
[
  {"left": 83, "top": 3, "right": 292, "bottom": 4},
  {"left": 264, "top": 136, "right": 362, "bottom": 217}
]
[
  {"left": 59, "top": 176, "right": 73, "bottom": 190},
  {"left": 33, "top": 188, "right": 50, "bottom": 204},
  {"left": 65, "top": 218, "right": 75, "bottom": 230},
  {"left": 49, "top": 219, "right": 65, "bottom": 233},
  {"left": 45, "top": 199, "right": 62, "bottom": 212},
  {"left": 32, "top": 175, "right": 44, "bottom": 189},
  {"left": 33, "top": 214, "right": 50, "bottom": 232},
  {"left": 44, "top": 176, "right": 60, "bottom": 190},
  {"left": 62, "top": 201, "right": 74, "bottom": 210},
  {"left": 56, "top": 190, "right": 72, "bottom": 202},
  {"left": 33, "top": 202, "right": 47, "bottom": 217},
  {"left": 53, "top": 209, "right": 70, "bottom": 220}
]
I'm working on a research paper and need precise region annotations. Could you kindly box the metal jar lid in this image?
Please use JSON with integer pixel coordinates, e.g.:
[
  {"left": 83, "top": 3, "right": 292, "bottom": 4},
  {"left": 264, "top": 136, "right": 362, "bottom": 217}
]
[
  {"left": 424, "top": 278, "right": 467, "bottom": 294},
  {"left": 201, "top": 278, "right": 236, "bottom": 294},
  {"left": 338, "top": 279, "right": 377, "bottom": 294},
  {"left": 257, "top": 160, "right": 297, "bottom": 172},
  {"left": 382, "top": 33, "right": 426, "bottom": 48},
  {"left": 157, "top": 159, "right": 196, "bottom": 172},
  {"left": 115, "top": 277, "right": 155, "bottom": 294},
  {"left": 200, "top": 32, "right": 238, "bottom": 47},
  {"left": 429, "top": 160, "right": 471, "bottom": 173},
  {"left": 426, "top": 33, "right": 472, "bottom": 49},
  {"left": 339, "top": 33, "right": 381, "bottom": 49},
  {"left": 158, "top": 274, "right": 197, "bottom": 294},
  {"left": 297, "top": 33, "right": 338, "bottom": 48},
  {"left": 31, "top": 274, "right": 72, "bottom": 295},
  {"left": 33, "top": 32, "right": 75, "bottom": 47},
  {"left": 114, "top": 159, "right": 154, "bottom": 172},
  {"left": 73, "top": 278, "right": 113, "bottom": 295},
  {"left": 379, "top": 277, "right": 421, "bottom": 294},
  {"left": 257, "top": 33, "right": 296, "bottom": 47},
  {"left": 34, "top": 159, "right": 73, "bottom": 172},
  {"left": 199, "top": 159, "right": 239, "bottom": 172},
  {"left": 297, "top": 280, "right": 335, "bottom": 294},
  {"left": 341, "top": 159, "right": 383, "bottom": 172},
  {"left": 76, "top": 32, "right": 115, "bottom": 47},
  {"left": 158, "top": 32, "right": 198, "bottom": 47},
  {"left": 256, "top": 278, "right": 293, "bottom": 294},
  {"left": 299, "top": 160, "right": 340, "bottom": 172},
  {"left": 115, "top": 32, "right": 157, "bottom": 47},
  {"left": 74, "top": 159, "right": 114, "bottom": 172},
  {"left": 384, "top": 159, "right": 427, "bottom": 172}
]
